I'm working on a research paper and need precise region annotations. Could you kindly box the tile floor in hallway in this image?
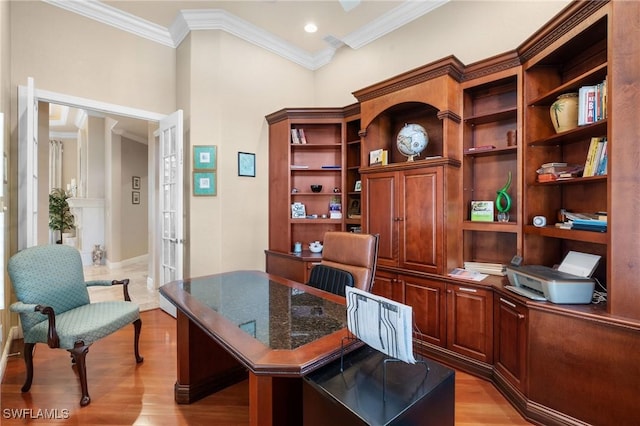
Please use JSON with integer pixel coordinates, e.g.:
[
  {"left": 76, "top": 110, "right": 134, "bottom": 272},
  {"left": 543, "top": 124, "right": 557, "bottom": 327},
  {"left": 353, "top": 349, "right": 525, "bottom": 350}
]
[{"left": 84, "top": 257, "right": 159, "bottom": 312}]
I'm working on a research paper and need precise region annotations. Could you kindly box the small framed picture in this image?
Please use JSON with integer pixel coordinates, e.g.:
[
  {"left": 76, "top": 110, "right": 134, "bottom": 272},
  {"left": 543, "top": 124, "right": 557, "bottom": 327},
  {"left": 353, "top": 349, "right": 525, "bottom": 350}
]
[
  {"left": 132, "top": 176, "right": 141, "bottom": 190},
  {"left": 193, "top": 171, "right": 216, "bottom": 196},
  {"left": 132, "top": 191, "right": 140, "bottom": 204},
  {"left": 238, "top": 152, "right": 256, "bottom": 177},
  {"left": 354, "top": 180, "right": 362, "bottom": 192},
  {"left": 193, "top": 145, "right": 217, "bottom": 170}
]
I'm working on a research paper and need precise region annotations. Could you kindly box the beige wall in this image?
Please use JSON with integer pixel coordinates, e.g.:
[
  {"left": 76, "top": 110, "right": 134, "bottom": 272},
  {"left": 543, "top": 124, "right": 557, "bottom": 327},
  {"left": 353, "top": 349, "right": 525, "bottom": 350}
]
[
  {"left": 120, "top": 138, "right": 148, "bottom": 261},
  {"left": 0, "top": 0, "right": 10, "bottom": 351}
]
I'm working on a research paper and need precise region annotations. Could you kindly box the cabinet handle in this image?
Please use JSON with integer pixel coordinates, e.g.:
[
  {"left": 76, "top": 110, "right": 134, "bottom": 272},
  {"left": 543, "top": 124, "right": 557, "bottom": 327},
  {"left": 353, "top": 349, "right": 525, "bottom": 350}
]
[
  {"left": 500, "top": 298, "right": 517, "bottom": 308},
  {"left": 517, "top": 314, "right": 525, "bottom": 320},
  {"left": 458, "top": 287, "right": 477, "bottom": 293}
]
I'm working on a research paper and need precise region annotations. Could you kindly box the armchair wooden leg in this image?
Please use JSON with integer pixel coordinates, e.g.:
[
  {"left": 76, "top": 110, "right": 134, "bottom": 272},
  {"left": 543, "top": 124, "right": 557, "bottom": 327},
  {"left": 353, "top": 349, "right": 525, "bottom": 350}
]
[
  {"left": 70, "top": 342, "right": 91, "bottom": 407},
  {"left": 133, "top": 318, "right": 144, "bottom": 363},
  {"left": 21, "top": 343, "right": 36, "bottom": 392}
]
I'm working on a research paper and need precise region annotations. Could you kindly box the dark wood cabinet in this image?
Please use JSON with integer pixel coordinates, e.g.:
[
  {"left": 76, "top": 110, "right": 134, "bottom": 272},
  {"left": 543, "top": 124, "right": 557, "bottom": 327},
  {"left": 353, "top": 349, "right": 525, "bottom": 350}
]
[
  {"left": 364, "top": 163, "right": 455, "bottom": 275},
  {"left": 370, "top": 269, "right": 403, "bottom": 303},
  {"left": 493, "top": 293, "right": 527, "bottom": 393},
  {"left": 403, "top": 275, "right": 446, "bottom": 348},
  {"left": 446, "top": 282, "right": 493, "bottom": 364}
]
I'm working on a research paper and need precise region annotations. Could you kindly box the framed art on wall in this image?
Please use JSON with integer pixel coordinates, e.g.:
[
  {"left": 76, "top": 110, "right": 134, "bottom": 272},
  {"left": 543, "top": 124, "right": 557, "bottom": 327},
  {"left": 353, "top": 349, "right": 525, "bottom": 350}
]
[
  {"left": 132, "top": 176, "right": 141, "bottom": 190},
  {"left": 132, "top": 191, "right": 140, "bottom": 204},
  {"left": 238, "top": 152, "right": 256, "bottom": 177},
  {"left": 193, "top": 145, "right": 217, "bottom": 170},
  {"left": 193, "top": 171, "right": 216, "bottom": 196}
]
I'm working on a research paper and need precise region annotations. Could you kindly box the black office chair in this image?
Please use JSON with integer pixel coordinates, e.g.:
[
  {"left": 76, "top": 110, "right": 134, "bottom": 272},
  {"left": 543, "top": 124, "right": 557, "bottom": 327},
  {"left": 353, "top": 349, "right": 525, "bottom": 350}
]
[{"left": 306, "top": 265, "right": 354, "bottom": 297}]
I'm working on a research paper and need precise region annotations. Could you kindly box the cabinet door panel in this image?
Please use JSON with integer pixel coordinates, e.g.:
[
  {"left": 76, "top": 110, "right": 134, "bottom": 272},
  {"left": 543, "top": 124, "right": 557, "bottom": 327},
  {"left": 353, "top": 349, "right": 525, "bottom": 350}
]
[
  {"left": 400, "top": 168, "right": 442, "bottom": 273},
  {"left": 371, "top": 270, "right": 404, "bottom": 303},
  {"left": 404, "top": 276, "right": 446, "bottom": 347},
  {"left": 493, "top": 294, "right": 527, "bottom": 392},
  {"left": 446, "top": 284, "right": 493, "bottom": 363},
  {"left": 364, "top": 172, "right": 397, "bottom": 267}
]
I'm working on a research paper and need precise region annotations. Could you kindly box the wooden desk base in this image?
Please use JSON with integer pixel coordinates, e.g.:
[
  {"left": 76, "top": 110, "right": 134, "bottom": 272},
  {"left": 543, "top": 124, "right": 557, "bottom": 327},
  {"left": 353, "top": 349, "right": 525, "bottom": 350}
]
[{"left": 174, "top": 311, "right": 303, "bottom": 426}]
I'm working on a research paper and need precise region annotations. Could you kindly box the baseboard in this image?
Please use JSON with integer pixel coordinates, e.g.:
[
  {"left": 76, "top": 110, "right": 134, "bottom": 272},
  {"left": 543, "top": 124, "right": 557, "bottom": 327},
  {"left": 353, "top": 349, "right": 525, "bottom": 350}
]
[
  {"left": 106, "top": 253, "right": 148, "bottom": 270},
  {"left": 0, "top": 326, "right": 21, "bottom": 382}
]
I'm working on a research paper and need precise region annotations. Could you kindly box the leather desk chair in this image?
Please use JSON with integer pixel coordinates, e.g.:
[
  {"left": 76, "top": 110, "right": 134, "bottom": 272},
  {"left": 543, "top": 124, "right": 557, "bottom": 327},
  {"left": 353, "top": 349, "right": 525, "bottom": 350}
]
[{"left": 317, "top": 232, "right": 379, "bottom": 293}]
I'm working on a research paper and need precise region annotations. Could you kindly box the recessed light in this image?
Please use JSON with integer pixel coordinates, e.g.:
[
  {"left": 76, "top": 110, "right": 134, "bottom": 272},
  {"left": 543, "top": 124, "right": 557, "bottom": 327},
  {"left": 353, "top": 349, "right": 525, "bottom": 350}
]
[{"left": 304, "top": 23, "right": 318, "bottom": 33}]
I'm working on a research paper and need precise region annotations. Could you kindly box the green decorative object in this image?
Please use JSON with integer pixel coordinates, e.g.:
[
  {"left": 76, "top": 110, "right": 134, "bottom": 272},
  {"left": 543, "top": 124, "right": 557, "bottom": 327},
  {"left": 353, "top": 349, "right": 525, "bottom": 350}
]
[{"left": 496, "top": 172, "right": 512, "bottom": 222}]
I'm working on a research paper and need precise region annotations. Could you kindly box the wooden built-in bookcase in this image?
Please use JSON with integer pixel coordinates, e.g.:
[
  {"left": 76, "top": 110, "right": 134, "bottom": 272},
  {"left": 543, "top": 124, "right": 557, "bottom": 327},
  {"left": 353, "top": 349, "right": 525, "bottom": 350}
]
[{"left": 266, "top": 2, "right": 640, "bottom": 424}]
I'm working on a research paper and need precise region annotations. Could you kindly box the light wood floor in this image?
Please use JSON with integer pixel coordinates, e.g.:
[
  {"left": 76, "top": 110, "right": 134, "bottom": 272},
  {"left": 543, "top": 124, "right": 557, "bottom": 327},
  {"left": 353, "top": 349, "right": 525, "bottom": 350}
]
[{"left": 1, "top": 309, "right": 532, "bottom": 425}]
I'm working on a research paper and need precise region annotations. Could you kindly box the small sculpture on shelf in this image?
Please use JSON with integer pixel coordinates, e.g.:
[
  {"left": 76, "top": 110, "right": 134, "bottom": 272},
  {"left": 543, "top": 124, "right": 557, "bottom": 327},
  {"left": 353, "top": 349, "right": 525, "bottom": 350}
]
[{"left": 495, "top": 172, "right": 512, "bottom": 222}]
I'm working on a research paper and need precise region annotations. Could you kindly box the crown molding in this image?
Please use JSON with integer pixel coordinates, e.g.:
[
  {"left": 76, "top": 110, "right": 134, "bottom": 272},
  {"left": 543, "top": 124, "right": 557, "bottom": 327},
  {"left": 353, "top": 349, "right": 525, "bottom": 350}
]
[
  {"left": 43, "top": 0, "right": 448, "bottom": 70},
  {"left": 342, "top": 0, "right": 448, "bottom": 49},
  {"left": 43, "top": 0, "right": 175, "bottom": 47}
]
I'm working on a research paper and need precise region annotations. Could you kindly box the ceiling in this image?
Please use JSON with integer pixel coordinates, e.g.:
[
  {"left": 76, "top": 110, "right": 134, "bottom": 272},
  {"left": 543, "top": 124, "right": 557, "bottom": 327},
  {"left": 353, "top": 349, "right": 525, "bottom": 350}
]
[{"left": 46, "top": 0, "right": 449, "bottom": 140}]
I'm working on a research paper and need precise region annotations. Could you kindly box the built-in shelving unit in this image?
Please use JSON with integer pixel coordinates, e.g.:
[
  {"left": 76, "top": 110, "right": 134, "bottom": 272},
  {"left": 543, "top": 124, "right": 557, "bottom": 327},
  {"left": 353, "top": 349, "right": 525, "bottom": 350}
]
[{"left": 461, "top": 65, "right": 521, "bottom": 265}]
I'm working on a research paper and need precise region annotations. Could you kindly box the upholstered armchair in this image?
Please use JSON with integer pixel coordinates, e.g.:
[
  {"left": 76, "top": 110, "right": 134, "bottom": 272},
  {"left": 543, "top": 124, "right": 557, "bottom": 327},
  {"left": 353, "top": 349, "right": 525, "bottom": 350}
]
[
  {"left": 314, "top": 232, "right": 379, "bottom": 293},
  {"left": 7, "top": 244, "right": 143, "bottom": 407}
]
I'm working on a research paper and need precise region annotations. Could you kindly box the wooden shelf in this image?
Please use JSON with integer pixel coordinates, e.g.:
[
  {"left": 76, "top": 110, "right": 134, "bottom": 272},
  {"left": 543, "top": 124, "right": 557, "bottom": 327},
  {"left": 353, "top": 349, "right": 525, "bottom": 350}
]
[
  {"left": 528, "top": 63, "right": 608, "bottom": 106},
  {"left": 464, "top": 107, "right": 517, "bottom": 126},
  {"left": 523, "top": 224, "right": 607, "bottom": 245},
  {"left": 462, "top": 221, "right": 519, "bottom": 233},
  {"left": 528, "top": 120, "right": 607, "bottom": 147},
  {"left": 464, "top": 145, "right": 517, "bottom": 158}
]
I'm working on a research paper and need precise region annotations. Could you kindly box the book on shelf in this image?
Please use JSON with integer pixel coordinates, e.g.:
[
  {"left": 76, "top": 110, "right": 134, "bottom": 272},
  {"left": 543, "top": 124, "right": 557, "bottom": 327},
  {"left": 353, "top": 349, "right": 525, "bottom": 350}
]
[
  {"left": 537, "top": 173, "right": 557, "bottom": 183},
  {"left": 537, "top": 163, "right": 583, "bottom": 178},
  {"left": 291, "top": 129, "right": 301, "bottom": 144},
  {"left": 298, "top": 128, "right": 307, "bottom": 144},
  {"left": 595, "top": 138, "right": 608, "bottom": 176},
  {"left": 290, "top": 164, "right": 309, "bottom": 169},
  {"left": 470, "top": 201, "right": 494, "bottom": 222},
  {"left": 448, "top": 268, "right": 488, "bottom": 282},
  {"left": 321, "top": 165, "right": 341, "bottom": 169},
  {"left": 583, "top": 137, "right": 606, "bottom": 177},
  {"left": 578, "top": 77, "right": 607, "bottom": 125}
]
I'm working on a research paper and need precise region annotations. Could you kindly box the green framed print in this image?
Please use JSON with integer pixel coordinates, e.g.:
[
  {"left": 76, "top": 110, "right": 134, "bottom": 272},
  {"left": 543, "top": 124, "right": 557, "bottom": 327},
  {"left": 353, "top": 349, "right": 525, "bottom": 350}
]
[
  {"left": 238, "top": 152, "right": 256, "bottom": 177},
  {"left": 193, "top": 171, "right": 216, "bottom": 196},
  {"left": 193, "top": 145, "right": 217, "bottom": 170}
]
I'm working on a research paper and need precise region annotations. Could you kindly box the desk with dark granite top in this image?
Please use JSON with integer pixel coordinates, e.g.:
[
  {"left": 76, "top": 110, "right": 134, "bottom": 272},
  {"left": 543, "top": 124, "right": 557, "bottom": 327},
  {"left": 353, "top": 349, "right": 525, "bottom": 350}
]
[{"left": 159, "top": 270, "right": 360, "bottom": 426}]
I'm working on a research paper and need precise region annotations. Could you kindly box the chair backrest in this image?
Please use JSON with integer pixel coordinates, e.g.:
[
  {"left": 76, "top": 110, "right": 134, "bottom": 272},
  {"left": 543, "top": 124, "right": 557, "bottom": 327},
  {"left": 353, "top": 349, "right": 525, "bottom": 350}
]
[
  {"left": 320, "top": 232, "right": 379, "bottom": 292},
  {"left": 306, "top": 264, "right": 355, "bottom": 297},
  {"left": 8, "top": 245, "right": 91, "bottom": 332}
]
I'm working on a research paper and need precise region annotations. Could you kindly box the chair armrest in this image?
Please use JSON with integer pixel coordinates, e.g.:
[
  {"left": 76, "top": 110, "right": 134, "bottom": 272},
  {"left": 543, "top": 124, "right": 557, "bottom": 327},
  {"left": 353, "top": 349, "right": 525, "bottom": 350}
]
[
  {"left": 9, "top": 301, "right": 40, "bottom": 314},
  {"left": 85, "top": 279, "right": 113, "bottom": 287},
  {"left": 34, "top": 305, "right": 61, "bottom": 348},
  {"left": 86, "top": 278, "right": 132, "bottom": 301},
  {"left": 112, "top": 279, "right": 132, "bottom": 302},
  {"left": 11, "top": 303, "right": 60, "bottom": 348}
]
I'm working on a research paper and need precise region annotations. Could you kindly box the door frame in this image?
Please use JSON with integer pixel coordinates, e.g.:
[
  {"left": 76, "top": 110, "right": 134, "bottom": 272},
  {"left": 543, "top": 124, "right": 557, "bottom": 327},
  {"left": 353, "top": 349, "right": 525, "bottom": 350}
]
[{"left": 21, "top": 86, "right": 173, "bottom": 291}]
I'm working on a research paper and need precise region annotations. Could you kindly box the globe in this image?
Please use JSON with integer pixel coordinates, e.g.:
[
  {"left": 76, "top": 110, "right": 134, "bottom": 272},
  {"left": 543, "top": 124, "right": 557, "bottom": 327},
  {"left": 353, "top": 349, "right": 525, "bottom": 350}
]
[{"left": 396, "top": 123, "right": 428, "bottom": 161}]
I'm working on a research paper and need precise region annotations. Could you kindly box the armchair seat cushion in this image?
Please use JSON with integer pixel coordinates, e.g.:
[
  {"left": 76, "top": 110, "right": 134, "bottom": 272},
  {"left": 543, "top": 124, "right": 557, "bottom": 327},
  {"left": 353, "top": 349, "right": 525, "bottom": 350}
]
[{"left": 25, "top": 301, "right": 140, "bottom": 349}]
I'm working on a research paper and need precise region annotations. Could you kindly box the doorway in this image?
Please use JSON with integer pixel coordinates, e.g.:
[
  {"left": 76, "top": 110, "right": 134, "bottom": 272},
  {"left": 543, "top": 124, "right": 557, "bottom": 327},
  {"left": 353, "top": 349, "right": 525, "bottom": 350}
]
[{"left": 17, "top": 82, "right": 180, "bottom": 310}]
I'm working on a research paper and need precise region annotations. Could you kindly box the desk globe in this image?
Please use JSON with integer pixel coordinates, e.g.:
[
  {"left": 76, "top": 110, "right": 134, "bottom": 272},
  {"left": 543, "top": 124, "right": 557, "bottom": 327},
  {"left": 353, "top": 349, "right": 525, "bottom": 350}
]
[{"left": 397, "top": 123, "right": 428, "bottom": 161}]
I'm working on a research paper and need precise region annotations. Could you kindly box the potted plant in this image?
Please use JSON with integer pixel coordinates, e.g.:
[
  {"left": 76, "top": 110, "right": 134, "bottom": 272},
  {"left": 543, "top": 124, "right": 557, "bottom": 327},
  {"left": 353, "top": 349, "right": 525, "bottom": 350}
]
[{"left": 48, "top": 188, "right": 75, "bottom": 244}]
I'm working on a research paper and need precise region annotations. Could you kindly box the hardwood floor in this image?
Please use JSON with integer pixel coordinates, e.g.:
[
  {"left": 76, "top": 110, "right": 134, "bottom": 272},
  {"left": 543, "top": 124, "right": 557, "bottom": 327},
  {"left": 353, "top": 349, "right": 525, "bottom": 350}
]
[{"left": 1, "top": 309, "right": 532, "bottom": 425}]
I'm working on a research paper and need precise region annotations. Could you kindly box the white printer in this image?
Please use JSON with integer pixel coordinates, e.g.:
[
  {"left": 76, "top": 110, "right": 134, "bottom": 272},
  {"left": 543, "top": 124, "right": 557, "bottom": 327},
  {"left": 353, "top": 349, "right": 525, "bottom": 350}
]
[{"left": 505, "top": 251, "right": 600, "bottom": 304}]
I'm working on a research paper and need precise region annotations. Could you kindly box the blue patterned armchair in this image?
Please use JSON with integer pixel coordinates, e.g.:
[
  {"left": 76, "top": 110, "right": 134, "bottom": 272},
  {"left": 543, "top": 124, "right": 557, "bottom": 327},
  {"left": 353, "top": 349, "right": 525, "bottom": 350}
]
[{"left": 8, "top": 244, "right": 143, "bottom": 406}]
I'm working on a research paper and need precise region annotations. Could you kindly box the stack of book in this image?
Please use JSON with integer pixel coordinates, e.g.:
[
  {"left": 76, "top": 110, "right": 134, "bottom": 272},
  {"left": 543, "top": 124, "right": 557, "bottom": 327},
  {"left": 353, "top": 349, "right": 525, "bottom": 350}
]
[
  {"left": 536, "top": 162, "right": 584, "bottom": 182},
  {"left": 463, "top": 261, "right": 506, "bottom": 276},
  {"left": 578, "top": 77, "right": 607, "bottom": 126},
  {"left": 582, "top": 137, "right": 608, "bottom": 177},
  {"left": 558, "top": 211, "right": 607, "bottom": 232}
]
